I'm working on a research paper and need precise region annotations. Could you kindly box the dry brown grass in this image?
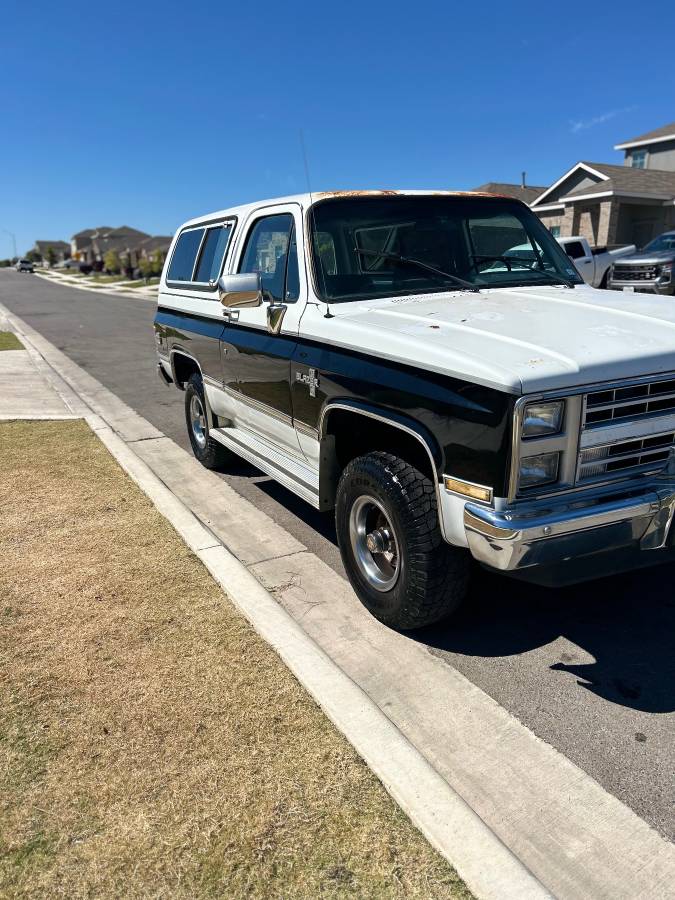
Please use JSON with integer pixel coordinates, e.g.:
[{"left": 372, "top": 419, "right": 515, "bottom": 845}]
[
  {"left": 0, "top": 420, "right": 471, "bottom": 900},
  {"left": 0, "top": 333, "right": 23, "bottom": 351}
]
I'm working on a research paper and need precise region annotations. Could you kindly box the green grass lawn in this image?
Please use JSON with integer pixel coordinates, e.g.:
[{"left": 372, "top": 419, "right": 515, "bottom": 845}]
[{"left": 0, "top": 331, "right": 24, "bottom": 351}]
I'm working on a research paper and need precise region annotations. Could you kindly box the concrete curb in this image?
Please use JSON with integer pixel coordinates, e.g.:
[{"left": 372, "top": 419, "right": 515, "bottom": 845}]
[{"left": 2, "top": 305, "right": 551, "bottom": 899}]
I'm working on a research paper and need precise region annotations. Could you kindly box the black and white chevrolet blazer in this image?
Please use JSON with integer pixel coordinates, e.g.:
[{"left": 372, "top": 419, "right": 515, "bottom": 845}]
[{"left": 155, "top": 191, "right": 675, "bottom": 629}]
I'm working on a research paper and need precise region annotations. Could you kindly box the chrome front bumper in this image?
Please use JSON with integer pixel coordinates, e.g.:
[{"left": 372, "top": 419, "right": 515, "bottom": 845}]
[{"left": 464, "top": 476, "right": 675, "bottom": 572}]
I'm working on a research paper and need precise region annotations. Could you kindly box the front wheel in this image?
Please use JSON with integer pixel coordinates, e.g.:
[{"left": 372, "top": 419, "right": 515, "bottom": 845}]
[
  {"left": 335, "top": 452, "right": 470, "bottom": 630},
  {"left": 184, "top": 373, "right": 230, "bottom": 470}
]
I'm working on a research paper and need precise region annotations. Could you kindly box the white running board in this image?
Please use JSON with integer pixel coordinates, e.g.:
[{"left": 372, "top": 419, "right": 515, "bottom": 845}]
[{"left": 211, "top": 426, "right": 320, "bottom": 508}]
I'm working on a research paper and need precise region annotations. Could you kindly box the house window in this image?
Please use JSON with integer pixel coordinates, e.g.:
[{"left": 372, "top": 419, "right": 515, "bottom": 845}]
[
  {"left": 631, "top": 149, "right": 647, "bottom": 169},
  {"left": 550, "top": 225, "right": 561, "bottom": 238}
]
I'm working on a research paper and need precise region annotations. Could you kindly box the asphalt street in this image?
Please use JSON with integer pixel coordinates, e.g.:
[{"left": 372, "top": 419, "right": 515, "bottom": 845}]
[{"left": 2, "top": 269, "right": 673, "bottom": 841}]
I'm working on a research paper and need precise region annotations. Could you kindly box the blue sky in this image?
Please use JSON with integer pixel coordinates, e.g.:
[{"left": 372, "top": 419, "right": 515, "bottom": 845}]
[{"left": 2, "top": 0, "right": 674, "bottom": 255}]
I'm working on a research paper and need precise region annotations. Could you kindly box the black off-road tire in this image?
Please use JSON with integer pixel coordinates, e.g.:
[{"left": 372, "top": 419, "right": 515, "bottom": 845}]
[
  {"left": 599, "top": 270, "right": 609, "bottom": 289},
  {"left": 184, "top": 373, "right": 230, "bottom": 470},
  {"left": 335, "top": 452, "right": 470, "bottom": 630}
]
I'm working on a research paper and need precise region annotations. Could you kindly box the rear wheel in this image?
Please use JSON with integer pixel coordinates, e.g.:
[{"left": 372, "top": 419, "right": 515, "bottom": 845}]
[
  {"left": 336, "top": 452, "right": 470, "bottom": 630},
  {"left": 184, "top": 373, "right": 230, "bottom": 469}
]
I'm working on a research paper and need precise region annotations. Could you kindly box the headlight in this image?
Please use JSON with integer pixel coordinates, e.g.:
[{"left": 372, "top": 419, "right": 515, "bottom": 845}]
[
  {"left": 519, "top": 452, "right": 559, "bottom": 489},
  {"left": 522, "top": 400, "right": 564, "bottom": 437}
]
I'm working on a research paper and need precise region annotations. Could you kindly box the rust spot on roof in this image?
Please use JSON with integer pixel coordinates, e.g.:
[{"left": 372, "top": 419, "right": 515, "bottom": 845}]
[
  {"left": 315, "top": 190, "right": 401, "bottom": 198},
  {"left": 314, "top": 189, "right": 516, "bottom": 200}
]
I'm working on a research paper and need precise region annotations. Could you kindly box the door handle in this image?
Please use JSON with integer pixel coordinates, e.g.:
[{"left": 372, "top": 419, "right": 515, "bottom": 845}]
[{"left": 222, "top": 308, "right": 240, "bottom": 322}]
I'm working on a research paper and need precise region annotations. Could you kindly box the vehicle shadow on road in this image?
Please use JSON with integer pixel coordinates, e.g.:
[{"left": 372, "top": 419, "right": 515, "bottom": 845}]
[
  {"left": 233, "top": 468, "right": 675, "bottom": 716},
  {"left": 417, "top": 562, "right": 675, "bottom": 714}
]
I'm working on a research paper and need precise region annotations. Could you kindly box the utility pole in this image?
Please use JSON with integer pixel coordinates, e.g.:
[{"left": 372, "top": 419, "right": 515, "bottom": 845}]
[{"left": 1, "top": 228, "right": 17, "bottom": 260}]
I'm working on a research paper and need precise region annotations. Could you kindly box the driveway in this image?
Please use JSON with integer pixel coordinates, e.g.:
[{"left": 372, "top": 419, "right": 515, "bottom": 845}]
[{"left": 1, "top": 269, "right": 673, "bottom": 842}]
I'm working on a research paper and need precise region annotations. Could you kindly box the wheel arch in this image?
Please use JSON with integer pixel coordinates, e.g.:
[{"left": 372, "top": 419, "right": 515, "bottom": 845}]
[
  {"left": 170, "top": 348, "right": 202, "bottom": 391},
  {"left": 170, "top": 349, "right": 219, "bottom": 432},
  {"left": 318, "top": 400, "right": 444, "bottom": 510}
]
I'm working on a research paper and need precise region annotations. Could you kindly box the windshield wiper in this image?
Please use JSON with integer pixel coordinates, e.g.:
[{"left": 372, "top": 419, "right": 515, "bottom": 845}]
[
  {"left": 355, "top": 247, "right": 480, "bottom": 292},
  {"left": 471, "top": 254, "right": 575, "bottom": 288}
]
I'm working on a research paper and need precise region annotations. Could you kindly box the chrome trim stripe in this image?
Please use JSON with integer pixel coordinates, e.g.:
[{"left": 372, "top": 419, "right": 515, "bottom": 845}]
[
  {"left": 295, "top": 419, "right": 319, "bottom": 439},
  {"left": 218, "top": 380, "right": 293, "bottom": 426}
]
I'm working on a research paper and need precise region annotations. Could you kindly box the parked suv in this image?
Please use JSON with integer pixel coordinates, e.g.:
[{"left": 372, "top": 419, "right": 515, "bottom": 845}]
[
  {"left": 15, "top": 259, "right": 34, "bottom": 273},
  {"left": 154, "top": 191, "right": 675, "bottom": 630},
  {"left": 609, "top": 231, "right": 675, "bottom": 295}
]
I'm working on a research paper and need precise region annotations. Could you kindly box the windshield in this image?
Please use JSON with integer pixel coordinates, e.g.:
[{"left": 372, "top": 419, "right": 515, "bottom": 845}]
[
  {"left": 309, "top": 196, "right": 581, "bottom": 302},
  {"left": 643, "top": 233, "right": 675, "bottom": 253}
]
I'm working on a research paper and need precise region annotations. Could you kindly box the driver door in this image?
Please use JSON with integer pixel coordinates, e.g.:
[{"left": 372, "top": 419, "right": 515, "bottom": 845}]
[{"left": 222, "top": 203, "right": 306, "bottom": 456}]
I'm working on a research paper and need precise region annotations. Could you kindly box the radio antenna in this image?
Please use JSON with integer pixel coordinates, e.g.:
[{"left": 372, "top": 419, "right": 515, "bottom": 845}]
[{"left": 300, "top": 130, "right": 333, "bottom": 318}]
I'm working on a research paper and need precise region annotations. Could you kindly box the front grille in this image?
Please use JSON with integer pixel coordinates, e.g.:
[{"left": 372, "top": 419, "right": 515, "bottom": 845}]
[
  {"left": 612, "top": 264, "right": 657, "bottom": 281},
  {"left": 578, "top": 431, "right": 675, "bottom": 482},
  {"left": 584, "top": 379, "right": 675, "bottom": 426},
  {"left": 578, "top": 375, "right": 675, "bottom": 485}
]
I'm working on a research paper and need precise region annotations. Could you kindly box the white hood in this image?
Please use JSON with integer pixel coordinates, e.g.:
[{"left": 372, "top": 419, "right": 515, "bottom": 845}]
[{"left": 301, "top": 284, "right": 675, "bottom": 394}]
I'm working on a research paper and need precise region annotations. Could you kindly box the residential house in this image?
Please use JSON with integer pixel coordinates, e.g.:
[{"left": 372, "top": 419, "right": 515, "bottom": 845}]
[
  {"left": 32, "top": 240, "right": 70, "bottom": 264},
  {"left": 475, "top": 121, "right": 675, "bottom": 249},
  {"left": 70, "top": 226, "right": 171, "bottom": 268}
]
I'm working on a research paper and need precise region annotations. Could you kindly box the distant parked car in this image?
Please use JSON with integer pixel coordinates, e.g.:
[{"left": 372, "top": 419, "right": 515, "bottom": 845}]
[
  {"left": 15, "top": 259, "right": 34, "bottom": 273},
  {"left": 609, "top": 231, "right": 675, "bottom": 296},
  {"left": 556, "top": 236, "right": 635, "bottom": 289},
  {"left": 60, "top": 258, "right": 81, "bottom": 269}
]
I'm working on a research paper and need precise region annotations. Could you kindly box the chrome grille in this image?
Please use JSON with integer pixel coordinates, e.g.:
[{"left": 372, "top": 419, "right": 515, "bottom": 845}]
[
  {"left": 578, "top": 375, "right": 675, "bottom": 485},
  {"left": 578, "top": 431, "right": 675, "bottom": 482},
  {"left": 611, "top": 264, "right": 658, "bottom": 281},
  {"left": 584, "top": 379, "right": 675, "bottom": 426}
]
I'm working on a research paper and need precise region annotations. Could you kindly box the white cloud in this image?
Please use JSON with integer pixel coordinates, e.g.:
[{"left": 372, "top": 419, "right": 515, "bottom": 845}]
[{"left": 569, "top": 106, "right": 636, "bottom": 134}]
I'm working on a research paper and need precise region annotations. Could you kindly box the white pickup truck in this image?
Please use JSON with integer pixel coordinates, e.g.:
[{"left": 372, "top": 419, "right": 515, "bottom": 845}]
[{"left": 557, "top": 236, "right": 635, "bottom": 288}]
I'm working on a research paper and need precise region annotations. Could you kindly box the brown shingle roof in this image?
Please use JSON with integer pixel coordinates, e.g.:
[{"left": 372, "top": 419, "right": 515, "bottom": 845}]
[
  {"left": 615, "top": 122, "right": 675, "bottom": 149},
  {"left": 472, "top": 182, "right": 548, "bottom": 205},
  {"left": 562, "top": 161, "right": 675, "bottom": 199}
]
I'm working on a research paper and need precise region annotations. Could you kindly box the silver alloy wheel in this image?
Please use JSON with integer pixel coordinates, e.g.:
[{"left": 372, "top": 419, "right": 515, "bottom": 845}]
[
  {"left": 189, "top": 393, "right": 207, "bottom": 450},
  {"left": 349, "top": 494, "right": 400, "bottom": 592}
]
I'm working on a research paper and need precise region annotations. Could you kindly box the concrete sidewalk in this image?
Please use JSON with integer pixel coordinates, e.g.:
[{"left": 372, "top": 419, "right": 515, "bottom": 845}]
[{"left": 0, "top": 316, "right": 78, "bottom": 419}]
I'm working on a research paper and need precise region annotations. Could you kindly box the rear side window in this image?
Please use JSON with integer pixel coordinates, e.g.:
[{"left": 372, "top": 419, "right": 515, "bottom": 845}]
[
  {"left": 194, "top": 224, "right": 233, "bottom": 283},
  {"left": 167, "top": 228, "right": 204, "bottom": 281},
  {"left": 564, "top": 241, "right": 585, "bottom": 259}
]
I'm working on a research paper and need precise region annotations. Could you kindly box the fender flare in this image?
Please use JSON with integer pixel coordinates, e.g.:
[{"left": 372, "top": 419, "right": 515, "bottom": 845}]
[
  {"left": 319, "top": 399, "right": 442, "bottom": 474},
  {"left": 169, "top": 348, "right": 216, "bottom": 431}
]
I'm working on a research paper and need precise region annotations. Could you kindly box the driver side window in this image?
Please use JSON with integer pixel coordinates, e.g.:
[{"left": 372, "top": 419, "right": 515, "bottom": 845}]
[{"left": 239, "top": 213, "right": 299, "bottom": 303}]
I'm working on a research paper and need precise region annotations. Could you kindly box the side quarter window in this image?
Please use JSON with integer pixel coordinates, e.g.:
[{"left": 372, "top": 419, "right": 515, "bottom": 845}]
[
  {"left": 167, "top": 228, "right": 205, "bottom": 282},
  {"left": 239, "top": 214, "right": 296, "bottom": 303}
]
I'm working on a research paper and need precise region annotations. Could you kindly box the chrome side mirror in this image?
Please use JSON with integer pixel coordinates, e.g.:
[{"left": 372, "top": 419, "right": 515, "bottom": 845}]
[{"left": 218, "top": 272, "right": 263, "bottom": 308}]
